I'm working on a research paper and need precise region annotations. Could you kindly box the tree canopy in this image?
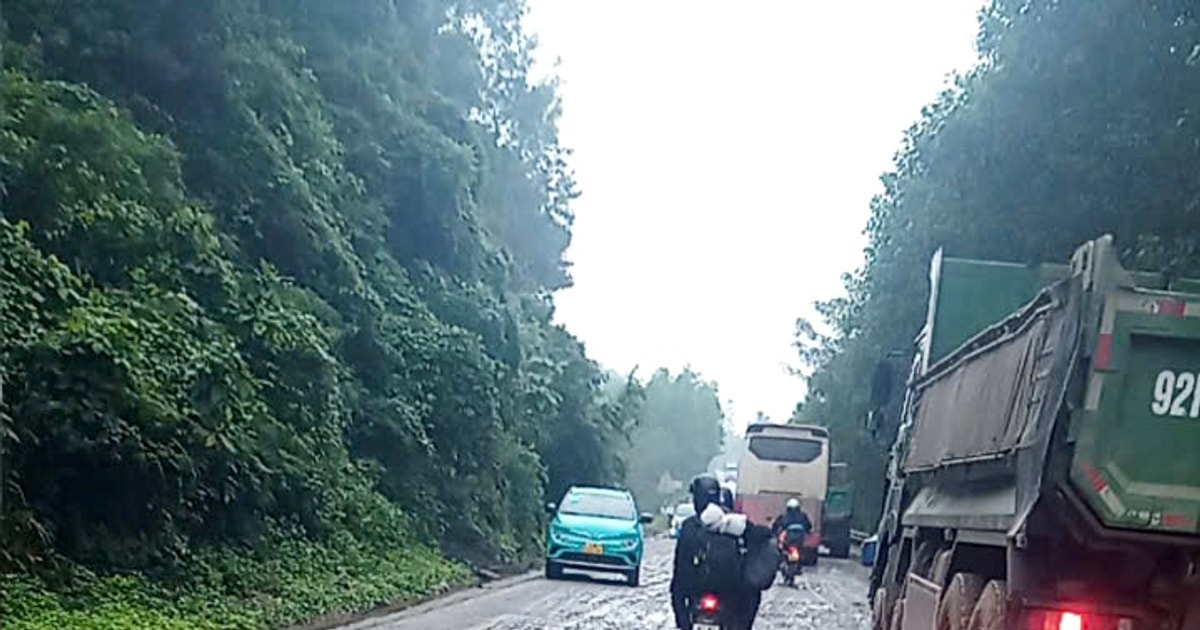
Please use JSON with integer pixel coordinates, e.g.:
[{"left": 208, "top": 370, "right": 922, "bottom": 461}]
[
  {"left": 623, "top": 367, "right": 726, "bottom": 509},
  {"left": 0, "top": 2, "right": 651, "bottom": 624},
  {"left": 795, "top": 0, "right": 1200, "bottom": 530}
]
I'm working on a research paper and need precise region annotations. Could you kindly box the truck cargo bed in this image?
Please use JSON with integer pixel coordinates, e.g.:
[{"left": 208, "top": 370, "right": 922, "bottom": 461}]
[{"left": 903, "top": 281, "right": 1074, "bottom": 477}]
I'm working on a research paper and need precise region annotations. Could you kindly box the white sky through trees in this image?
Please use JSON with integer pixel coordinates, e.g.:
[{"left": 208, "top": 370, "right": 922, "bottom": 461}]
[{"left": 526, "top": 1, "right": 984, "bottom": 430}]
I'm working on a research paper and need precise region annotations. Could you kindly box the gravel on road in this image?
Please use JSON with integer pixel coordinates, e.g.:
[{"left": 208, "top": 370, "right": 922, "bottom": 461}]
[{"left": 344, "top": 537, "right": 873, "bottom": 630}]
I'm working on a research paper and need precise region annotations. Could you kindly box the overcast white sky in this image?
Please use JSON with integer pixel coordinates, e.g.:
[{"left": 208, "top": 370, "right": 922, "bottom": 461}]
[{"left": 525, "top": 1, "right": 984, "bottom": 429}]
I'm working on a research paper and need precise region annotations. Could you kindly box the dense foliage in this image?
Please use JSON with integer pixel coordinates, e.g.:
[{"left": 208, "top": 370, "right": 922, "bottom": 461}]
[
  {"left": 0, "top": 0, "right": 645, "bottom": 626},
  {"left": 2, "top": 534, "right": 468, "bottom": 630},
  {"left": 623, "top": 368, "right": 726, "bottom": 510},
  {"left": 794, "top": 0, "right": 1200, "bottom": 530}
]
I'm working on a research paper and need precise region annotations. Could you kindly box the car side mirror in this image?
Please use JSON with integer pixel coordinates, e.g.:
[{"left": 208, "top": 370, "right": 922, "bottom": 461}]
[
  {"left": 639, "top": 512, "right": 654, "bottom": 524},
  {"left": 545, "top": 502, "right": 556, "bottom": 514}
]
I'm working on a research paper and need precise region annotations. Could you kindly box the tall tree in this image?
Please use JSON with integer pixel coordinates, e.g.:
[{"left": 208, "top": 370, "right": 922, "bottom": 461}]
[
  {"left": 623, "top": 368, "right": 726, "bottom": 509},
  {"left": 795, "top": 0, "right": 1200, "bottom": 529},
  {"left": 0, "top": 0, "right": 634, "bottom": 582}
]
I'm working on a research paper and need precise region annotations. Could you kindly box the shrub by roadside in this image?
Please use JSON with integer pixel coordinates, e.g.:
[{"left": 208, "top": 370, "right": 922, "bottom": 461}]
[{"left": 1, "top": 534, "right": 472, "bottom": 630}]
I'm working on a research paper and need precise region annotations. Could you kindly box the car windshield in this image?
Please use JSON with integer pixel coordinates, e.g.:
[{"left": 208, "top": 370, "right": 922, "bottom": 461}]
[
  {"left": 560, "top": 493, "right": 636, "bottom": 520},
  {"left": 674, "top": 504, "right": 695, "bottom": 518}
]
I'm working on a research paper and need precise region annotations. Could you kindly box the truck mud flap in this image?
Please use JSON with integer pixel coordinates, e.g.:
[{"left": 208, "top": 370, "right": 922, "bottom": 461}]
[{"left": 902, "top": 573, "right": 941, "bottom": 630}]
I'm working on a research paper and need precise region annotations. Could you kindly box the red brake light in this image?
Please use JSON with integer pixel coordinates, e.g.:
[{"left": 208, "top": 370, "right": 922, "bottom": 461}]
[
  {"left": 700, "top": 594, "right": 720, "bottom": 613},
  {"left": 1059, "top": 613, "right": 1083, "bottom": 630},
  {"left": 1029, "top": 610, "right": 1087, "bottom": 630},
  {"left": 1029, "top": 610, "right": 1083, "bottom": 630},
  {"left": 1028, "top": 608, "right": 1133, "bottom": 630}
]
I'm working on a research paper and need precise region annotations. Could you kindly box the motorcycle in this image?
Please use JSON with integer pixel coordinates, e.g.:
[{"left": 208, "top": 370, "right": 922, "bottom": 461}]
[
  {"left": 690, "top": 593, "right": 725, "bottom": 630},
  {"left": 778, "top": 525, "right": 807, "bottom": 587},
  {"left": 780, "top": 542, "right": 802, "bottom": 586}
]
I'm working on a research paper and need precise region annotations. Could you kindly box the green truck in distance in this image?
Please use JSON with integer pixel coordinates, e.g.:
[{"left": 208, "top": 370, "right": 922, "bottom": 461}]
[
  {"left": 868, "top": 236, "right": 1200, "bottom": 630},
  {"left": 824, "top": 461, "right": 853, "bottom": 559}
]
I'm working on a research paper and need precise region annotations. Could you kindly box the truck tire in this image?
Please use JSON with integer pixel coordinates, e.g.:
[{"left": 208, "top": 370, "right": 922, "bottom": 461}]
[
  {"left": 829, "top": 538, "right": 852, "bottom": 559},
  {"left": 872, "top": 587, "right": 890, "bottom": 630},
  {"left": 967, "top": 580, "right": 1007, "bottom": 630},
  {"left": 889, "top": 598, "right": 906, "bottom": 630},
  {"left": 936, "top": 573, "right": 986, "bottom": 630},
  {"left": 931, "top": 549, "right": 955, "bottom": 585},
  {"left": 544, "top": 560, "right": 563, "bottom": 580},
  {"left": 912, "top": 540, "right": 940, "bottom": 578}
]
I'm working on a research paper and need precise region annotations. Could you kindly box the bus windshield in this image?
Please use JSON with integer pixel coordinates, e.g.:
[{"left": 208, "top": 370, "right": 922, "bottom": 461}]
[{"left": 748, "top": 436, "right": 823, "bottom": 463}]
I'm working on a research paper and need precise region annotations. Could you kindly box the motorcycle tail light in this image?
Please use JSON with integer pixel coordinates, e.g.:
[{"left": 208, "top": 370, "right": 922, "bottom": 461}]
[{"left": 700, "top": 594, "right": 720, "bottom": 613}]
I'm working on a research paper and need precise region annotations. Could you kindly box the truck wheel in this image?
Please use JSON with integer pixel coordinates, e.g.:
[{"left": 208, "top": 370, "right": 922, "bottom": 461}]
[
  {"left": 889, "top": 598, "right": 906, "bottom": 630},
  {"left": 913, "top": 540, "right": 940, "bottom": 578},
  {"left": 967, "top": 580, "right": 1007, "bottom": 630},
  {"left": 544, "top": 560, "right": 563, "bottom": 580},
  {"left": 936, "top": 573, "right": 986, "bottom": 630},
  {"left": 831, "top": 539, "right": 852, "bottom": 559},
  {"left": 872, "top": 588, "right": 890, "bottom": 630}
]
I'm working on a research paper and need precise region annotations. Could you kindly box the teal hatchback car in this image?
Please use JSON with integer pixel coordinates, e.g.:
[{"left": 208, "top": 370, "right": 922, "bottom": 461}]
[{"left": 544, "top": 486, "right": 654, "bottom": 586}]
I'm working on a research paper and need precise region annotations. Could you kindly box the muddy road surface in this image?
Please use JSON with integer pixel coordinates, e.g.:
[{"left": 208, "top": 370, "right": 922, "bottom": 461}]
[{"left": 343, "top": 537, "right": 872, "bottom": 630}]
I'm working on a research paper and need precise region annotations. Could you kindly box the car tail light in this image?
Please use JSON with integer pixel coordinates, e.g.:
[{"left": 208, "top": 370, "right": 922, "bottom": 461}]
[
  {"left": 1027, "top": 608, "right": 1134, "bottom": 630},
  {"left": 700, "top": 594, "right": 720, "bottom": 613}
]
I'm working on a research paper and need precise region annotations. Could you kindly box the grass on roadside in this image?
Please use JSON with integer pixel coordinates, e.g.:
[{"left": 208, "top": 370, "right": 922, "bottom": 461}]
[{"left": 1, "top": 532, "right": 472, "bottom": 630}]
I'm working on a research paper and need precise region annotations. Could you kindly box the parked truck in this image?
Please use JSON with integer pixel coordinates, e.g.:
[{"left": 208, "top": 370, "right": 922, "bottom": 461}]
[
  {"left": 824, "top": 461, "right": 854, "bottom": 559},
  {"left": 868, "top": 236, "right": 1200, "bottom": 630}
]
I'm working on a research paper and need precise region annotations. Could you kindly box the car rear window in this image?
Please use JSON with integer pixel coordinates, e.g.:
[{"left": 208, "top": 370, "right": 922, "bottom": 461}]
[
  {"left": 748, "top": 437, "right": 823, "bottom": 463},
  {"left": 560, "top": 493, "right": 636, "bottom": 520}
]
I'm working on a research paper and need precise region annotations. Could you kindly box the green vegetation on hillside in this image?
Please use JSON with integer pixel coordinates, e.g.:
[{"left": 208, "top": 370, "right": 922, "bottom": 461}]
[
  {"left": 794, "top": 0, "right": 1200, "bottom": 530},
  {"left": 623, "top": 368, "right": 726, "bottom": 510},
  {"left": 0, "top": 1, "right": 666, "bottom": 627}
]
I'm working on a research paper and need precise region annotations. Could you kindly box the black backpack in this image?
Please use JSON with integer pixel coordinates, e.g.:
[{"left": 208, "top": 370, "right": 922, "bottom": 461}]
[
  {"left": 742, "top": 535, "right": 783, "bottom": 591},
  {"left": 693, "top": 529, "right": 744, "bottom": 593}
]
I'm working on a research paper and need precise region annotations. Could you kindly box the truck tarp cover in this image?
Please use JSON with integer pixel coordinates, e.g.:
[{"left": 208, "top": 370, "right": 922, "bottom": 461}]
[{"left": 904, "top": 286, "right": 1070, "bottom": 473}]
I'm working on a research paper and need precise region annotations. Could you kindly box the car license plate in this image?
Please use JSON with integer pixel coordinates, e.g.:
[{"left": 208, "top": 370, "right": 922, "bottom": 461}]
[
  {"left": 583, "top": 542, "right": 603, "bottom": 555},
  {"left": 694, "top": 624, "right": 719, "bottom": 630}
]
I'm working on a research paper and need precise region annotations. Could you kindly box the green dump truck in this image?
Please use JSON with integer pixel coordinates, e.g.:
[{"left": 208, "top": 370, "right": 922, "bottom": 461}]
[
  {"left": 868, "top": 236, "right": 1200, "bottom": 630},
  {"left": 824, "top": 461, "right": 853, "bottom": 559}
]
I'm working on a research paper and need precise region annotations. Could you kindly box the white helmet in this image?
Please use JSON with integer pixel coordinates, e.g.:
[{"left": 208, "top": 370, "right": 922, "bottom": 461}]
[{"left": 786, "top": 498, "right": 801, "bottom": 509}]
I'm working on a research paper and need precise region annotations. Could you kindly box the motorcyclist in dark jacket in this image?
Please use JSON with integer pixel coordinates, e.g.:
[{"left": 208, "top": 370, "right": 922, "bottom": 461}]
[
  {"left": 671, "top": 475, "right": 773, "bottom": 630},
  {"left": 717, "top": 484, "right": 765, "bottom": 624},
  {"left": 771, "top": 497, "right": 812, "bottom": 542}
]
